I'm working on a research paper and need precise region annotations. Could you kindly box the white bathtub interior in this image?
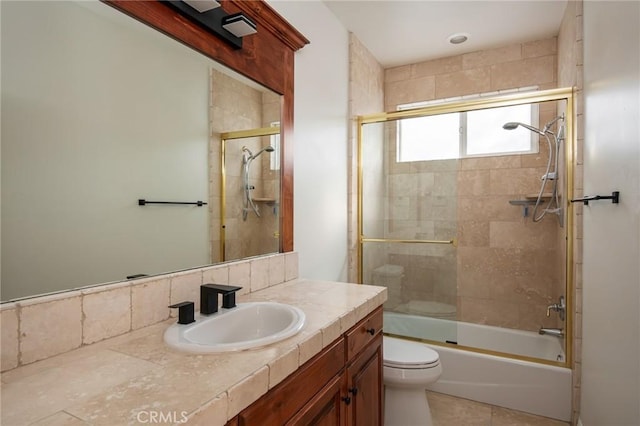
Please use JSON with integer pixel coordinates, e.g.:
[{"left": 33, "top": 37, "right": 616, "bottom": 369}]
[{"left": 384, "top": 311, "right": 572, "bottom": 421}]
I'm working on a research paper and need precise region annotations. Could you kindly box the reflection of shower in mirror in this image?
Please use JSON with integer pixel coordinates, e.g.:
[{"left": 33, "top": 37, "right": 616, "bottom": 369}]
[
  {"left": 242, "top": 145, "right": 275, "bottom": 221},
  {"left": 503, "top": 114, "right": 565, "bottom": 225}
]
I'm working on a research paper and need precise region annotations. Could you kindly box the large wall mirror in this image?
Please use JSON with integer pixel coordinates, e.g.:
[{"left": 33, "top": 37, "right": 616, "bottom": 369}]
[{"left": 1, "top": 0, "right": 303, "bottom": 302}]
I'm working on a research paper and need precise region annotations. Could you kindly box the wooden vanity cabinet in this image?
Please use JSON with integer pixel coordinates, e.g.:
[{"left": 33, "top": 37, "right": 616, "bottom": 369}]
[
  {"left": 345, "top": 332, "right": 383, "bottom": 426},
  {"left": 344, "top": 307, "right": 383, "bottom": 426},
  {"left": 229, "top": 307, "right": 383, "bottom": 426}
]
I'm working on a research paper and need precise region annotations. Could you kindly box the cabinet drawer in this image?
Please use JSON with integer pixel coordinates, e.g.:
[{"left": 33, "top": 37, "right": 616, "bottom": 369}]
[
  {"left": 345, "top": 307, "right": 383, "bottom": 360},
  {"left": 237, "top": 338, "right": 345, "bottom": 426}
]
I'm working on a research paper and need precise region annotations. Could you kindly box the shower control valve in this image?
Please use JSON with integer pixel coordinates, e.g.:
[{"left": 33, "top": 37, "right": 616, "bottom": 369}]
[{"left": 546, "top": 296, "right": 566, "bottom": 321}]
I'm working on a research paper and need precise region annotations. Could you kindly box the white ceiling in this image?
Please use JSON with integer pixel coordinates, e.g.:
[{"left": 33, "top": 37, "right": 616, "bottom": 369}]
[{"left": 323, "top": 0, "right": 568, "bottom": 68}]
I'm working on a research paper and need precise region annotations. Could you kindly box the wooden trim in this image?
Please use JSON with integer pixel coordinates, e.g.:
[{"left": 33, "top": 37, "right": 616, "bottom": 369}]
[
  {"left": 228, "top": 0, "right": 309, "bottom": 51},
  {"left": 237, "top": 338, "right": 346, "bottom": 425},
  {"left": 281, "top": 49, "right": 295, "bottom": 252}
]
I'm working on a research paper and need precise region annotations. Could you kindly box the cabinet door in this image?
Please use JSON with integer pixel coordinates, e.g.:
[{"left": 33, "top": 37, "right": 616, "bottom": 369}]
[
  {"left": 347, "top": 333, "right": 383, "bottom": 426},
  {"left": 286, "top": 374, "right": 347, "bottom": 426},
  {"left": 237, "top": 339, "right": 345, "bottom": 425}
]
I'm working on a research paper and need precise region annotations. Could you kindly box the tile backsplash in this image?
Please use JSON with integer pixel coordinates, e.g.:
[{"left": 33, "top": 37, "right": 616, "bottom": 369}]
[{"left": 0, "top": 252, "right": 298, "bottom": 372}]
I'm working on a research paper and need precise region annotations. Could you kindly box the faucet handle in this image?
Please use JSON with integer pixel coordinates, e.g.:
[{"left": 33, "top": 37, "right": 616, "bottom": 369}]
[
  {"left": 546, "top": 296, "right": 566, "bottom": 320},
  {"left": 200, "top": 284, "right": 243, "bottom": 314},
  {"left": 169, "top": 301, "right": 195, "bottom": 324}
]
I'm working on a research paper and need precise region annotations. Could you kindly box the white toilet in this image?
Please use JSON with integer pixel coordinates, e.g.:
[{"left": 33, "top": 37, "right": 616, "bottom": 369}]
[{"left": 383, "top": 336, "right": 442, "bottom": 426}]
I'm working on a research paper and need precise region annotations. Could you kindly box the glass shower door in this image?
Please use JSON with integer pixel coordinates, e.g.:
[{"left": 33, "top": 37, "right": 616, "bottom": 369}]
[{"left": 359, "top": 120, "right": 459, "bottom": 344}]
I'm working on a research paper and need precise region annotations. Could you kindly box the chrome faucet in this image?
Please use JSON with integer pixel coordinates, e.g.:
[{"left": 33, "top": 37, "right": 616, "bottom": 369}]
[
  {"left": 546, "top": 295, "right": 566, "bottom": 321},
  {"left": 539, "top": 327, "right": 564, "bottom": 338}
]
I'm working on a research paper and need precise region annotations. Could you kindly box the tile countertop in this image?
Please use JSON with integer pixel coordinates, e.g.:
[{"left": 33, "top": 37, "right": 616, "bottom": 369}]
[{"left": 0, "top": 279, "right": 387, "bottom": 426}]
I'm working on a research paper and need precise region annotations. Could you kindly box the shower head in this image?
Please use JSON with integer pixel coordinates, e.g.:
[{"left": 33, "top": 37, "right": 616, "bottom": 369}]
[
  {"left": 252, "top": 145, "right": 275, "bottom": 159},
  {"left": 243, "top": 145, "right": 275, "bottom": 161},
  {"left": 502, "top": 122, "right": 545, "bottom": 136}
]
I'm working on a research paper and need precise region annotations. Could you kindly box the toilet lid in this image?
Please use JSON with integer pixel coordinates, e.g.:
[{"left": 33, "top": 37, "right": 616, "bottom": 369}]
[{"left": 383, "top": 336, "right": 439, "bottom": 368}]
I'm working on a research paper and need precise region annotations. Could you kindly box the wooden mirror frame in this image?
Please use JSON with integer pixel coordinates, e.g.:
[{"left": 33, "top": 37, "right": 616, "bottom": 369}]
[{"left": 103, "top": 0, "right": 308, "bottom": 253}]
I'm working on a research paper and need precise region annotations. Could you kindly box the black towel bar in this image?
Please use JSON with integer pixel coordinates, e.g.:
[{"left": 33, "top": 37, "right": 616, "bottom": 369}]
[
  {"left": 570, "top": 191, "right": 619, "bottom": 205},
  {"left": 138, "top": 199, "right": 207, "bottom": 206}
]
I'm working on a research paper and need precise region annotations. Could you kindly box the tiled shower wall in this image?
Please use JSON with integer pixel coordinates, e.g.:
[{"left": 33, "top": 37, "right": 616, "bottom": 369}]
[
  {"left": 347, "top": 34, "right": 385, "bottom": 282},
  {"left": 209, "top": 70, "right": 280, "bottom": 262},
  {"left": 358, "top": 36, "right": 565, "bottom": 332},
  {"left": 383, "top": 37, "right": 562, "bottom": 331}
]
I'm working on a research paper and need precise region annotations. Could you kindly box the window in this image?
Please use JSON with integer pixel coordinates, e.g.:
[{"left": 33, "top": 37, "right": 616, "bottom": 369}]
[{"left": 397, "top": 103, "right": 538, "bottom": 162}]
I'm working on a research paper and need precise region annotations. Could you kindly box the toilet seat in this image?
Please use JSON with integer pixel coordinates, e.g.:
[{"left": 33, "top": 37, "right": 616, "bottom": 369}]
[{"left": 383, "top": 336, "right": 440, "bottom": 369}]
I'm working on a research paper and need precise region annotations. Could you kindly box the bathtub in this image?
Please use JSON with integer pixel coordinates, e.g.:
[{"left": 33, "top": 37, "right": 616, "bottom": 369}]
[{"left": 384, "top": 311, "right": 572, "bottom": 422}]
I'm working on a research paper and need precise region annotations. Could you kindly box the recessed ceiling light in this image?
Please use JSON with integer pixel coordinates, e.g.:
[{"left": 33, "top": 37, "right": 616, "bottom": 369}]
[{"left": 448, "top": 33, "right": 469, "bottom": 45}]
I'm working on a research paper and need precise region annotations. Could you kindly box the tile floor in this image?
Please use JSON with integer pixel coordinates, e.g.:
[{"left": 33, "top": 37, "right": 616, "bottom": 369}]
[{"left": 428, "top": 391, "right": 570, "bottom": 426}]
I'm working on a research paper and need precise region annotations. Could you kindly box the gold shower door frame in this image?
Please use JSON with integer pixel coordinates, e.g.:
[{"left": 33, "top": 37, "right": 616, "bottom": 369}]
[
  {"left": 356, "top": 87, "right": 575, "bottom": 367},
  {"left": 220, "top": 126, "right": 280, "bottom": 262}
]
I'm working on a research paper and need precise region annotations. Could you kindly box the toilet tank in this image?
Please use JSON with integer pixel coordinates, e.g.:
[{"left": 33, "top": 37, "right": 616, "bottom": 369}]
[
  {"left": 372, "top": 264, "right": 404, "bottom": 287},
  {"left": 372, "top": 264, "right": 404, "bottom": 308}
]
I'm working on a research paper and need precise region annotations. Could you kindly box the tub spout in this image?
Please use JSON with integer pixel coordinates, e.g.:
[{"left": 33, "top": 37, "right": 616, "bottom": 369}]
[{"left": 539, "top": 327, "right": 564, "bottom": 338}]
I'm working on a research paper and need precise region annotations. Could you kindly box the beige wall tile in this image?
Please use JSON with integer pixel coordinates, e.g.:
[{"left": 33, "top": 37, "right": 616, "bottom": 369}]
[
  {"left": 520, "top": 150, "right": 552, "bottom": 169},
  {"left": 1, "top": 307, "right": 19, "bottom": 371},
  {"left": 460, "top": 155, "right": 521, "bottom": 170},
  {"left": 458, "top": 195, "right": 523, "bottom": 222},
  {"left": 523, "top": 37, "right": 558, "bottom": 58},
  {"left": 250, "top": 257, "right": 270, "bottom": 292},
  {"left": 457, "top": 268, "right": 493, "bottom": 299},
  {"left": 170, "top": 272, "right": 202, "bottom": 313},
  {"left": 284, "top": 252, "right": 299, "bottom": 281},
  {"left": 435, "top": 68, "right": 491, "bottom": 99},
  {"left": 82, "top": 287, "right": 131, "bottom": 345},
  {"left": 490, "top": 56, "right": 556, "bottom": 91},
  {"left": 462, "top": 44, "right": 522, "bottom": 69},
  {"left": 349, "top": 28, "right": 384, "bottom": 187},
  {"left": 458, "top": 221, "right": 490, "bottom": 247},
  {"left": 489, "top": 221, "right": 557, "bottom": 249},
  {"left": 20, "top": 296, "right": 82, "bottom": 365},
  {"left": 131, "top": 279, "right": 170, "bottom": 330},
  {"left": 384, "top": 65, "right": 411, "bottom": 83},
  {"left": 203, "top": 265, "right": 228, "bottom": 285},
  {"left": 459, "top": 297, "right": 520, "bottom": 328},
  {"left": 385, "top": 75, "right": 435, "bottom": 107},
  {"left": 457, "top": 170, "right": 491, "bottom": 196},
  {"left": 412, "top": 55, "right": 463, "bottom": 77},
  {"left": 229, "top": 261, "right": 251, "bottom": 296},
  {"left": 489, "top": 167, "right": 544, "bottom": 195},
  {"left": 268, "top": 255, "right": 285, "bottom": 286}
]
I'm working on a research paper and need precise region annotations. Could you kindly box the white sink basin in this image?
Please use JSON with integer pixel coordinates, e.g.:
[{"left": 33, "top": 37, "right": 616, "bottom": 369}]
[{"left": 164, "top": 302, "right": 305, "bottom": 353}]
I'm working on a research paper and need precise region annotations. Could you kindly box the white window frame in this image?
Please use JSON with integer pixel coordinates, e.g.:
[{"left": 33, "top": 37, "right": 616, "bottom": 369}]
[{"left": 396, "top": 92, "right": 540, "bottom": 163}]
